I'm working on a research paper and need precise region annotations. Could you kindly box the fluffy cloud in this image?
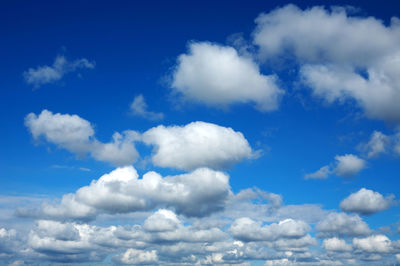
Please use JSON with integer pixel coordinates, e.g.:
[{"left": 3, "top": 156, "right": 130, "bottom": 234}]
[
  {"left": 333, "top": 154, "right": 366, "bottom": 177},
  {"left": 24, "top": 55, "right": 95, "bottom": 88},
  {"left": 171, "top": 42, "right": 283, "bottom": 111},
  {"left": 253, "top": 4, "right": 400, "bottom": 123},
  {"left": 353, "top": 235, "right": 393, "bottom": 254},
  {"left": 316, "top": 212, "right": 371, "bottom": 237},
  {"left": 130, "top": 94, "right": 164, "bottom": 121},
  {"left": 26, "top": 111, "right": 255, "bottom": 170},
  {"left": 322, "top": 237, "right": 352, "bottom": 252},
  {"left": 142, "top": 121, "right": 256, "bottom": 170},
  {"left": 116, "top": 248, "right": 158, "bottom": 265},
  {"left": 340, "top": 188, "right": 394, "bottom": 215},
  {"left": 25, "top": 110, "right": 139, "bottom": 166},
  {"left": 22, "top": 166, "right": 231, "bottom": 220},
  {"left": 229, "top": 218, "right": 310, "bottom": 242},
  {"left": 253, "top": 5, "right": 400, "bottom": 65}
]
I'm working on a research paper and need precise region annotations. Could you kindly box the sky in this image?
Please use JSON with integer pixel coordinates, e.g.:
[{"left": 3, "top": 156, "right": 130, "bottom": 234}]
[{"left": 1, "top": 0, "right": 400, "bottom": 265}]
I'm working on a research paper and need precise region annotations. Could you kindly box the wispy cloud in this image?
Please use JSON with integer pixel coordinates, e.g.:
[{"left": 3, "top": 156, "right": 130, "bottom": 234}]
[{"left": 24, "top": 55, "right": 95, "bottom": 88}]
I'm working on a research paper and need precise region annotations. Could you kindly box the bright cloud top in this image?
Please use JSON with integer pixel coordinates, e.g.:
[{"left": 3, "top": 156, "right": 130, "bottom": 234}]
[
  {"left": 171, "top": 42, "right": 283, "bottom": 111},
  {"left": 340, "top": 188, "right": 394, "bottom": 215},
  {"left": 25, "top": 110, "right": 139, "bottom": 166},
  {"left": 24, "top": 55, "right": 95, "bottom": 88}
]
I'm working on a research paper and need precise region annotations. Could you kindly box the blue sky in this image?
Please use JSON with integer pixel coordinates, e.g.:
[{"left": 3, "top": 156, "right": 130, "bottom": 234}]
[{"left": 1, "top": 1, "right": 400, "bottom": 265}]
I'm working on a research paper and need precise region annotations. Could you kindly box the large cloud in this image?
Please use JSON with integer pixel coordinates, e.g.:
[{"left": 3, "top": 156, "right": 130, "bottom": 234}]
[
  {"left": 21, "top": 166, "right": 231, "bottom": 220},
  {"left": 340, "top": 188, "right": 394, "bottom": 215},
  {"left": 142, "top": 121, "right": 256, "bottom": 170},
  {"left": 25, "top": 110, "right": 139, "bottom": 166},
  {"left": 24, "top": 55, "right": 95, "bottom": 88},
  {"left": 253, "top": 4, "right": 400, "bottom": 123},
  {"left": 171, "top": 42, "right": 283, "bottom": 111}
]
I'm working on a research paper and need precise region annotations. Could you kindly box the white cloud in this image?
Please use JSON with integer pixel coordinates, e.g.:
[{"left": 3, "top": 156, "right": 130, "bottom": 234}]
[
  {"left": 117, "top": 248, "right": 158, "bottom": 265},
  {"left": 316, "top": 212, "right": 371, "bottom": 237},
  {"left": 253, "top": 5, "right": 400, "bottom": 65},
  {"left": 340, "top": 188, "right": 394, "bottom": 215},
  {"left": 171, "top": 42, "right": 283, "bottom": 112},
  {"left": 322, "top": 237, "right": 352, "bottom": 252},
  {"left": 25, "top": 110, "right": 139, "bottom": 166},
  {"left": 360, "top": 131, "right": 390, "bottom": 158},
  {"left": 333, "top": 154, "right": 366, "bottom": 177},
  {"left": 304, "top": 165, "right": 331, "bottom": 179},
  {"left": 130, "top": 94, "right": 164, "bottom": 121},
  {"left": 24, "top": 55, "right": 95, "bottom": 88},
  {"left": 229, "top": 217, "right": 310, "bottom": 242},
  {"left": 253, "top": 4, "right": 400, "bottom": 123},
  {"left": 353, "top": 234, "right": 393, "bottom": 253},
  {"left": 26, "top": 166, "right": 231, "bottom": 220},
  {"left": 142, "top": 121, "right": 256, "bottom": 170}
]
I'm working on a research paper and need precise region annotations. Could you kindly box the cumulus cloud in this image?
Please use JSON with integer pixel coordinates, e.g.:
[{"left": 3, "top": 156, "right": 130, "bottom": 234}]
[
  {"left": 340, "top": 188, "right": 394, "bottom": 215},
  {"left": 130, "top": 94, "right": 164, "bottom": 121},
  {"left": 253, "top": 5, "right": 400, "bottom": 65},
  {"left": 26, "top": 110, "right": 256, "bottom": 170},
  {"left": 142, "top": 121, "right": 256, "bottom": 170},
  {"left": 24, "top": 55, "right": 95, "bottom": 88},
  {"left": 316, "top": 212, "right": 371, "bottom": 237},
  {"left": 116, "top": 248, "right": 158, "bottom": 265},
  {"left": 171, "top": 42, "right": 283, "bottom": 112},
  {"left": 253, "top": 4, "right": 400, "bottom": 123},
  {"left": 353, "top": 235, "right": 393, "bottom": 254},
  {"left": 229, "top": 218, "right": 310, "bottom": 242},
  {"left": 333, "top": 154, "right": 366, "bottom": 177},
  {"left": 21, "top": 166, "right": 231, "bottom": 220},
  {"left": 25, "top": 110, "right": 139, "bottom": 166},
  {"left": 322, "top": 237, "right": 352, "bottom": 252}
]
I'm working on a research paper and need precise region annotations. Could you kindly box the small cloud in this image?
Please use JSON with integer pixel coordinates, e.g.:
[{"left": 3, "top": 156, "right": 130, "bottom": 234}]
[
  {"left": 340, "top": 188, "right": 394, "bottom": 215},
  {"left": 24, "top": 55, "right": 95, "bottom": 88},
  {"left": 130, "top": 94, "right": 164, "bottom": 121},
  {"left": 305, "top": 165, "right": 331, "bottom": 180}
]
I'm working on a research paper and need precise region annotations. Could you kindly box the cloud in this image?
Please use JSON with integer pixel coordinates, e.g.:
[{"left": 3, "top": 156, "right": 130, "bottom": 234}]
[
  {"left": 130, "top": 95, "right": 164, "bottom": 121},
  {"left": 322, "top": 237, "right": 352, "bottom": 252},
  {"left": 253, "top": 4, "right": 400, "bottom": 123},
  {"left": 25, "top": 110, "right": 139, "bottom": 166},
  {"left": 24, "top": 55, "right": 95, "bottom": 88},
  {"left": 340, "top": 188, "right": 394, "bottom": 215},
  {"left": 316, "top": 212, "right": 371, "bottom": 237},
  {"left": 360, "top": 131, "right": 391, "bottom": 158},
  {"left": 26, "top": 111, "right": 256, "bottom": 170},
  {"left": 306, "top": 154, "right": 366, "bottom": 179},
  {"left": 142, "top": 121, "right": 256, "bottom": 170},
  {"left": 253, "top": 5, "right": 400, "bottom": 65},
  {"left": 304, "top": 165, "right": 331, "bottom": 179},
  {"left": 353, "top": 234, "right": 393, "bottom": 254},
  {"left": 115, "top": 248, "right": 158, "bottom": 265},
  {"left": 333, "top": 154, "right": 366, "bottom": 177},
  {"left": 171, "top": 42, "right": 283, "bottom": 112},
  {"left": 229, "top": 218, "right": 310, "bottom": 242},
  {"left": 21, "top": 166, "right": 231, "bottom": 220}
]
